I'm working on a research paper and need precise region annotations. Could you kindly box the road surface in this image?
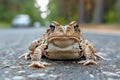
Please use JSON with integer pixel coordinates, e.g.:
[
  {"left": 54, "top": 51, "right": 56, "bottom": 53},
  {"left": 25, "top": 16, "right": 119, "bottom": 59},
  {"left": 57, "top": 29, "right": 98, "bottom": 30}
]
[{"left": 0, "top": 28, "right": 120, "bottom": 80}]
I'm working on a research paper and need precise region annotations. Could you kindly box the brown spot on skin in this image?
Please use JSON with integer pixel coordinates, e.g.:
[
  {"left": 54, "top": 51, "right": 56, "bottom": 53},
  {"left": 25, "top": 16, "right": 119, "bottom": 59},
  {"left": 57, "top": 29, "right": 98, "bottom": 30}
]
[
  {"left": 35, "top": 45, "right": 39, "bottom": 48},
  {"left": 31, "top": 50, "right": 34, "bottom": 55},
  {"left": 37, "top": 41, "right": 40, "bottom": 43},
  {"left": 45, "top": 52, "right": 49, "bottom": 56}
]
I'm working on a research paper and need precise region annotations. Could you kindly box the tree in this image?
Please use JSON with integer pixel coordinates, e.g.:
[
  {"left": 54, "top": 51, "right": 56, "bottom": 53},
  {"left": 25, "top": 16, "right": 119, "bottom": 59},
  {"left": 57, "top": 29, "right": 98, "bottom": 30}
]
[
  {"left": 47, "top": 0, "right": 78, "bottom": 24},
  {"left": 0, "top": 0, "right": 41, "bottom": 24},
  {"left": 117, "top": 0, "right": 120, "bottom": 23},
  {"left": 78, "top": 0, "right": 93, "bottom": 24},
  {"left": 93, "top": 0, "right": 104, "bottom": 24},
  {"left": 78, "top": 0, "right": 85, "bottom": 23}
]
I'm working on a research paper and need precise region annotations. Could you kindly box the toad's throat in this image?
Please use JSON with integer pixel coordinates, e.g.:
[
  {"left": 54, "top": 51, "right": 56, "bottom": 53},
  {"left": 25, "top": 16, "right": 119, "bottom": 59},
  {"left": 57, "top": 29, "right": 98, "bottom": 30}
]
[{"left": 47, "top": 42, "right": 80, "bottom": 52}]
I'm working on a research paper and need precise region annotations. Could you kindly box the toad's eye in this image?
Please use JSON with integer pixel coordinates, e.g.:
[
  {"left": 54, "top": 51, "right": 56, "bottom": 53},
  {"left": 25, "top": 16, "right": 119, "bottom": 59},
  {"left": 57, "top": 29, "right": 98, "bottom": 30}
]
[
  {"left": 73, "top": 24, "right": 81, "bottom": 33},
  {"left": 50, "top": 24, "right": 55, "bottom": 31},
  {"left": 74, "top": 24, "right": 78, "bottom": 29},
  {"left": 74, "top": 24, "right": 79, "bottom": 32}
]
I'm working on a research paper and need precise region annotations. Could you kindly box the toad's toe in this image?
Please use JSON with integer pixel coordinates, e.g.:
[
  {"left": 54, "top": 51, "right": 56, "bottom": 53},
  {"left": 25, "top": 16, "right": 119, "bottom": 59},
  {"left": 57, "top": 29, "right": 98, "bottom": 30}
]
[
  {"left": 78, "top": 60, "right": 98, "bottom": 66},
  {"left": 18, "top": 53, "right": 30, "bottom": 60},
  {"left": 28, "top": 61, "right": 50, "bottom": 68}
]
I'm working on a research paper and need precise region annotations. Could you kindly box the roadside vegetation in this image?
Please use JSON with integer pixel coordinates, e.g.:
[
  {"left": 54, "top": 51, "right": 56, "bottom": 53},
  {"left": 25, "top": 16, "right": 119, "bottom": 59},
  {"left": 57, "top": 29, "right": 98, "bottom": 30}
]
[{"left": 0, "top": 0, "right": 119, "bottom": 27}]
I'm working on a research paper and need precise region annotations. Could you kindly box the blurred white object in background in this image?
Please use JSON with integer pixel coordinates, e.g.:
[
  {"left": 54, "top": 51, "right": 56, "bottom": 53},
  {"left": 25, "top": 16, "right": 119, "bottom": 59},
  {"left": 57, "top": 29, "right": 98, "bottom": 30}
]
[
  {"left": 34, "top": 21, "right": 41, "bottom": 28},
  {"left": 12, "top": 14, "right": 31, "bottom": 28}
]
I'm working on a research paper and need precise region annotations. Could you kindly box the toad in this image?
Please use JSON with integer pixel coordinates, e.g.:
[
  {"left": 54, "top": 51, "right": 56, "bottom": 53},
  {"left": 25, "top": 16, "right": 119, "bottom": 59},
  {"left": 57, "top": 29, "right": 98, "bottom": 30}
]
[{"left": 19, "top": 21, "right": 104, "bottom": 68}]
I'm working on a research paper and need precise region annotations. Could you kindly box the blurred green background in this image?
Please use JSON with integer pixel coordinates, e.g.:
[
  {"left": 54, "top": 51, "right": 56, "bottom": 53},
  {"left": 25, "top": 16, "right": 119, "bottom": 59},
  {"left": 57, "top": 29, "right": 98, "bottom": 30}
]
[{"left": 0, "top": 0, "right": 119, "bottom": 27}]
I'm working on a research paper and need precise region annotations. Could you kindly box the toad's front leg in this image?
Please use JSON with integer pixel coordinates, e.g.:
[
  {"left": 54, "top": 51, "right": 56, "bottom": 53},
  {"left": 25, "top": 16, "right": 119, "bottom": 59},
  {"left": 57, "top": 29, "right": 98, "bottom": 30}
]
[
  {"left": 18, "top": 38, "right": 42, "bottom": 60},
  {"left": 19, "top": 38, "right": 50, "bottom": 68},
  {"left": 28, "top": 45, "right": 50, "bottom": 68},
  {"left": 78, "top": 40, "right": 102, "bottom": 66}
]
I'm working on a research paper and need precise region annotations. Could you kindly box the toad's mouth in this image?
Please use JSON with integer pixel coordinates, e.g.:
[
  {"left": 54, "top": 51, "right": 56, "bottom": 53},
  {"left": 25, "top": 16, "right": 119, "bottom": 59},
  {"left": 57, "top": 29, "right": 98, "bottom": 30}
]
[{"left": 48, "top": 37, "right": 80, "bottom": 48}]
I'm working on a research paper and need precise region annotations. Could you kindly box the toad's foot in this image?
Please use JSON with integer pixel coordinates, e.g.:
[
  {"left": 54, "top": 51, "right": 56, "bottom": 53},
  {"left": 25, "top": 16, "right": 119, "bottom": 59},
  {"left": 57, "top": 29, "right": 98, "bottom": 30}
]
[
  {"left": 28, "top": 61, "right": 51, "bottom": 68},
  {"left": 78, "top": 60, "right": 98, "bottom": 66},
  {"left": 18, "top": 52, "right": 31, "bottom": 60},
  {"left": 94, "top": 53, "right": 105, "bottom": 60}
]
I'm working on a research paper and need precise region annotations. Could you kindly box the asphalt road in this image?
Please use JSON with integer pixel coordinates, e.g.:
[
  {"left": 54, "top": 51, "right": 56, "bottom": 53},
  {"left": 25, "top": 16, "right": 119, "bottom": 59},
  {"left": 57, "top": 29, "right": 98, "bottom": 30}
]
[{"left": 0, "top": 28, "right": 120, "bottom": 80}]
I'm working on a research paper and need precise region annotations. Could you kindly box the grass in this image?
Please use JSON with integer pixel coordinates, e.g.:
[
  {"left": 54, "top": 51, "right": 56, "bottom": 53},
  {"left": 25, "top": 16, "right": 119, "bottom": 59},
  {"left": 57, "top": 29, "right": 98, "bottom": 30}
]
[{"left": 0, "top": 22, "right": 11, "bottom": 28}]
